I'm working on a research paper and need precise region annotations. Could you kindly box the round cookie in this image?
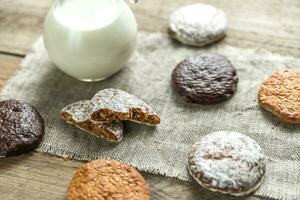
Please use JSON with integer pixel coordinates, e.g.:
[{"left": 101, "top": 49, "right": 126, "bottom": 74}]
[
  {"left": 67, "top": 159, "right": 150, "bottom": 200},
  {"left": 188, "top": 131, "right": 266, "bottom": 196},
  {"left": 0, "top": 99, "right": 45, "bottom": 157},
  {"left": 172, "top": 53, "right": 238, "bottom": 104},
  {"left": 168, "top": 3, "right": 227, "bottom": 46},
  {"left": 258, "top": 69, "right": 300, "bottom": 123}
]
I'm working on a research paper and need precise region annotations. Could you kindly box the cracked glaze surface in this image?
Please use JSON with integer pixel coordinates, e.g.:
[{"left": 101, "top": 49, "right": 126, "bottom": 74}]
[
  {"left": 188, "top": 131, "right": 266, "bottom": 196},
  {"left": 172, "top": 53, "right": 238, "bottom": 104},
  {"left": 0, "top": 99, "right": 44, "bottom": 157},
  {"left": 61, "top": 100, "right": 123, "bottom": 142},
  {"left": 61, "top": 100, "right": 91, "bottom": 123},
  {"left": 67, "top": 159, "right": 150, "bottom": 200},
  {"left": 90, "top": 88, "right": 160, "bottom": 125},
  {"left": 259, "top": 69, "right": 300, "bottom": 123},
  {"left": 169, "top": 3, "right": 227, "bottom": 46}
]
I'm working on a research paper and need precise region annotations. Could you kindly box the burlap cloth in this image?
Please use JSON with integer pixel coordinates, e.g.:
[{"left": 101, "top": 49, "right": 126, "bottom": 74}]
[{"left": 1, "top": 32, "right": 299, "bottom": 200}]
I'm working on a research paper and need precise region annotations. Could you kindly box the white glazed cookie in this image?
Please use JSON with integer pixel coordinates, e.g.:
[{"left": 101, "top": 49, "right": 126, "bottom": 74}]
[
  {"left": 61, "top": 100, "right": 123, "bottom": 142},
  {"left": 169, "top": 4, "right": 227, "bottom": 46},
  {"left": 188, "top": 131, "right": 266, "bottom": 196},
  {"left": 90, "top": 88, "right": 160, "bottom": 125}
]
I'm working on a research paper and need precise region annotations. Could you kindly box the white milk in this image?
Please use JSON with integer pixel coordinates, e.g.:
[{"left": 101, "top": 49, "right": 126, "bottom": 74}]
[{"left": 43, "top": 0, "right": 137, "bottom": 81}]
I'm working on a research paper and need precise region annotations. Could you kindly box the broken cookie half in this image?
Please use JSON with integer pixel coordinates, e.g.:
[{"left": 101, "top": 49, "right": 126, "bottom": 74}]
[
  {"left": 90, "top": 88, "right": 160, "bottom": 125},
  {"left": 61, "top": 100, "right": 123, "bottom": 143}
]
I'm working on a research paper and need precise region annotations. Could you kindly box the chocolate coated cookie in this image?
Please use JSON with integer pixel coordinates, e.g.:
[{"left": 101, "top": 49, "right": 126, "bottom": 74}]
[
  {"left": 172, "top": 53, "right": 238, "bottom": 104},
  {"left": 0, "top": 99, "right": 45, "bottom": 157}
]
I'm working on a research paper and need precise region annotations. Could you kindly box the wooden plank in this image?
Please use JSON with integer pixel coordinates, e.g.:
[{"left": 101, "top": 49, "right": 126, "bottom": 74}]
[
  {"left": 0, "top": 0, "right": 52, "bottom": 55},
  {"left": 0, "top": 152, "right": 263, "bottom": 200},
  {"left": 0, "top": 54, "right": 21, "bottom": 88},
  {"left": 0, "top": 0, "right": 299, "bottom": 56},
  {"left": 0, "top": 0, "right": 298, "bottom": 199},
  {"left": 131, "top": 0, "right": 300, "bottom": 57}
]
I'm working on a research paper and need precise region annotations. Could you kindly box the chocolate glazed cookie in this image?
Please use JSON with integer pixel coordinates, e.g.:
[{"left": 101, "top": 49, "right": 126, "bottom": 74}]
[
  {"left": 0, "top": 99, "right": 45, "bottom": 157},
  {"left": 172, "top": 53, "right": 238, "bottom": 104}
]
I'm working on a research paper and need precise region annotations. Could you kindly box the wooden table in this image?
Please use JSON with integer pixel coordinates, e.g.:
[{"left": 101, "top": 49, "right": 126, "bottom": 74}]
[{"left": 0, "top": 0, "right": 299, "bottom": 199}]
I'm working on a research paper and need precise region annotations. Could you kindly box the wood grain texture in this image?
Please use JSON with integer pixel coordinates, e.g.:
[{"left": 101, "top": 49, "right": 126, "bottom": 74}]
[
  {"left": 0, "top": 0, "right": 299, "bottom": 199},
  {"left": 0, "top": 152, "right": 263, "bottom": 200},
  {"left": 0, "top": 0, "right": 299, "bottom": 56},
  {"left": 131, "top": 0, "right": 300, "bottom": 57},
  {"left": 0, "top": 54, "right": 20, "bottom": 88},
  {"left": 0, "top": 0, "right": 52, "bottom": 56}
]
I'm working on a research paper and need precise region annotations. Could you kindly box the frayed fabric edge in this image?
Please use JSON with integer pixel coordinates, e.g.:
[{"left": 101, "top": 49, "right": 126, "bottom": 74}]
[{"left": 37, "top": 143, "right": 295, "bottom": 200}]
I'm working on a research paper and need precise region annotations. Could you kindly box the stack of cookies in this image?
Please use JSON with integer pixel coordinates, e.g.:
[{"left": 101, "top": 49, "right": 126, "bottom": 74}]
[{"left": 61, "top": 88, "right": 161, "bottom": 143}]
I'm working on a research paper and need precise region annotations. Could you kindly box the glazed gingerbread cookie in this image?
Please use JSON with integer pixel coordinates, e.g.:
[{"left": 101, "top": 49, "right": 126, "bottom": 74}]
[
  {"left": 0, "top": 99, "right": 45, "bottom": 157},
  {"left": 172, "top": 53, "right": 238, "bottom": 104},
  {"left": 67, "top": 159, "right": 150, "bottom": 200},
  {"left": 258, "top": 69, "right": 300, "bottom": 123},
  {"left": 61, "top": 100, "right": 123, "bottom": 142},
  {"left": 188, "top": 131, "right": 266, "bottom": 196},
  {"left": 90, "top": 88, "right": 160, "bottom": 125},
  {"left": 169, "top": 3, "right": 227, "bottom": 46}
]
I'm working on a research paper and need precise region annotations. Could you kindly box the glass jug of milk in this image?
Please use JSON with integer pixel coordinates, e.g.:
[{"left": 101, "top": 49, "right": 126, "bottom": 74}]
[{"left": 43, "top": 0, "right": 138, "bottom": 81}]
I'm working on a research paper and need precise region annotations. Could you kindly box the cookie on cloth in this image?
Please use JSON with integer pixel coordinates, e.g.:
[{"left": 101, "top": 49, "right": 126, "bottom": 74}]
[
  {"left": 168, "top": 3, "right": 227, "bottom": 46},
  {"left": 61, "top": 100, "right": 123, "bottom": 142},
  {"left": 67, "top": 159, "right": 150, "bottom": 200},
  {"left": 0, "top": 99, "right": 45, "bottom": 157},
  {"left": 172, "top": 53, "right": 238, "bottom": 104},
  {"left": 187, "top": 131, "right": 266, "bottom": 196},
  {"left": 258, "top": 69, "right": 300, "bottom": 123},
  {"left": 90, "top": 88, "right": 160, "bottom": 125}
]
